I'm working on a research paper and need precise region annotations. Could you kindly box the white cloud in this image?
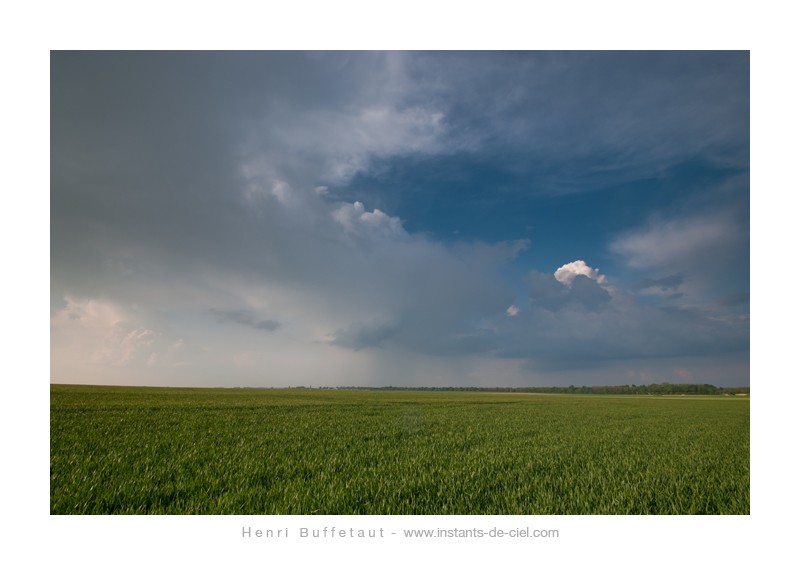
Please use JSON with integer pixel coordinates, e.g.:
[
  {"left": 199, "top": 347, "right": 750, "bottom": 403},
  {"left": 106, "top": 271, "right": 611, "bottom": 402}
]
[
  {"left": 51, "top": 297, "right": 160, "bottom": 368},
  {"left": 506, "top": 305, "right": 520, "bottom": 317},
  {"left": 332, "top": 201, "right": 406, "bottom": 238},
  {"left": 554, "top": 260, "right": 607, "bottom": 287}
]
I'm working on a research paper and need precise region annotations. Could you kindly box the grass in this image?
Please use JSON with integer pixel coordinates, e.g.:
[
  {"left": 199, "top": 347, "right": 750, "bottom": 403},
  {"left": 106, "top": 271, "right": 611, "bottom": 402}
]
[{"left": 50, "top": 385, "right": 749, "bottom": 514}]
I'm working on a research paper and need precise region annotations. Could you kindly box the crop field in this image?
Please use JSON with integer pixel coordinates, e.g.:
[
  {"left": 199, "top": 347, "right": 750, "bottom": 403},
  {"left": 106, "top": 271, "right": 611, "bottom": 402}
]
[{"left": 50, "top": 385, "right": 749, "bottom": 514}]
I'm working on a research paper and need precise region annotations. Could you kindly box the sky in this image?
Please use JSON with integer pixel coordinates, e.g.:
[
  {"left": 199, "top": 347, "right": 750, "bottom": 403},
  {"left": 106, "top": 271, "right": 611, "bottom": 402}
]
[{"left": 50, "top": 51, "right": 749, "bottom": 388}]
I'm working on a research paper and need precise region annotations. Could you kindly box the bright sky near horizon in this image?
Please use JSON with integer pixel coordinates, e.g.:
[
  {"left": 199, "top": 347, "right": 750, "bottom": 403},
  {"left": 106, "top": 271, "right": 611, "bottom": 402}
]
[{"left": 50, "top": 51, "right": 749, "bottom": 388}]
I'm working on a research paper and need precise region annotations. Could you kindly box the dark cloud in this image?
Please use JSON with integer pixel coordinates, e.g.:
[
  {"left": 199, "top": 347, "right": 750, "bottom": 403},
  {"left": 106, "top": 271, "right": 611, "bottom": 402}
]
[
  {"left": 633, "top": 274, "right": 685, "bottom": 292},
  {"left": 611, "top": 204, "right": 748, "bottom": 307},
  {"left": 408, "top": 51, "right": 749, "bottom": 192},
  {"left": 211, "top": 309, "right": 281, "bottom": 332},
  {"left": 50, "top": 52, "right": 748, "bottom": 387},
  {"left": 529, "top": 272, "right": 611, "bottom": 311},
  {"left": 51, "top": 52, "right": 447, "bottom": 302},
  {"left": 326, "top": 263, "right": 746, "bottom": 373},
  {"left": 716, "top": 292, "right": 750, "bottom": 308},
  {"left": 328, "top": 322, "right": 399, "bottom": 351},
  {"left": 495, "top": 269, "right": 748, "bottom": 367}
]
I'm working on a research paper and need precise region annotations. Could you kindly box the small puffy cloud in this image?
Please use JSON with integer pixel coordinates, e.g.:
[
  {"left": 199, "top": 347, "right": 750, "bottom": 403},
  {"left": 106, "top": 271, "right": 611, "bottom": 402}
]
[
  {"left": 554, "top": 260, "right": 607, "bottom": 287},
  {"left": 506, "top": 305, "right": 520, "bottom": 317},
  {"left": 332, "top": 201, "right": 406, "bottom": 238}
]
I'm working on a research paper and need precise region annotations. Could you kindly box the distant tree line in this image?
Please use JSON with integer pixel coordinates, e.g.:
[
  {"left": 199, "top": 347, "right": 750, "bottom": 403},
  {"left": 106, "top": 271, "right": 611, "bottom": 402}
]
[{"left": 326, "top": 383, "right": 749, "bottom": 395}]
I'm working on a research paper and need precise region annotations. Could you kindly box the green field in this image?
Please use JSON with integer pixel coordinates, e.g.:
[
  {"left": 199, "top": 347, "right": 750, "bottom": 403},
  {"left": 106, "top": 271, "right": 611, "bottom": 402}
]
[{"left": 50, "top": 384, "right": 749, "bottom": 514}]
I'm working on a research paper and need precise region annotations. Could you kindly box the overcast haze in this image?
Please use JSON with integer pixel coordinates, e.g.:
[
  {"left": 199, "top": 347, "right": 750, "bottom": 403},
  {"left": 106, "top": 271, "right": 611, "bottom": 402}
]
[{"left": 51, "top": 51, "right": 749, "bottom": 388}]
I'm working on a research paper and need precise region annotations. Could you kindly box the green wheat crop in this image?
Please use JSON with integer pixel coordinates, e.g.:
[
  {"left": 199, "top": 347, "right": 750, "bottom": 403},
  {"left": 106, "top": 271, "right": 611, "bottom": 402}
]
[{"left": 50, "top": 385, "right": 749, "bottom": 514}]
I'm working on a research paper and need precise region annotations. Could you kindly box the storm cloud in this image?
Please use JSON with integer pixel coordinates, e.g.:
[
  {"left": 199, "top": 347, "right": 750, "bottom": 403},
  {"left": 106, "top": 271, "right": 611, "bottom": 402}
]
[{"left": 51, "top": 52, "right": 749, "bottom": 387}]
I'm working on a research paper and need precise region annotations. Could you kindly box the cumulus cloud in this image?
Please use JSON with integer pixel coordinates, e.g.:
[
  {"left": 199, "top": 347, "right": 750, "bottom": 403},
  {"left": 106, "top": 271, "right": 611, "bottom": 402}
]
[
  {"left": 332, "top": 201, "right": 406, "bottom": 239},
  {"left": 554, "top": 260, "right": 607, "bottom": 287}
]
